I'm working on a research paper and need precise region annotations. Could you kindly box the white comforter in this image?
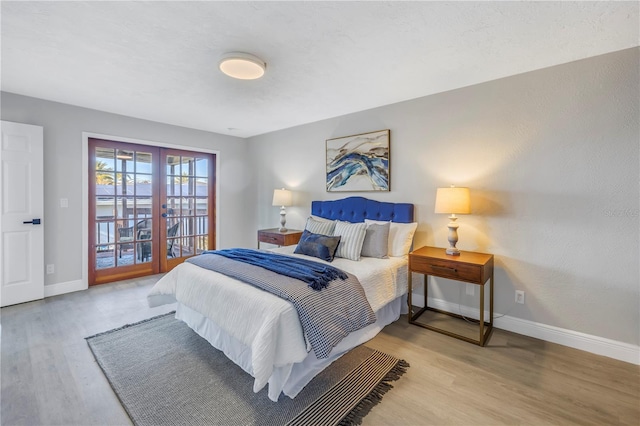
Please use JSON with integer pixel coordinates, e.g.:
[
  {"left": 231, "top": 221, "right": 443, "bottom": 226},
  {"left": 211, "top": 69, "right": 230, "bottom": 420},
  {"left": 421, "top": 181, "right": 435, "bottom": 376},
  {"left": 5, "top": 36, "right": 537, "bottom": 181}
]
[{"left": 147, "top": 246, "right": 407, "bottom": 399}]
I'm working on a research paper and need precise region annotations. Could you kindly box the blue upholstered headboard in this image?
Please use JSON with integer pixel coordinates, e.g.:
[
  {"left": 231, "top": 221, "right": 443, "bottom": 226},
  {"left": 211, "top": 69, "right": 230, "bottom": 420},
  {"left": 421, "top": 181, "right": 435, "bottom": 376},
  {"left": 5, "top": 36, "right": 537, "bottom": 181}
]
[{"left": 311, "top": 197, "right": 414, "bottom": 223}]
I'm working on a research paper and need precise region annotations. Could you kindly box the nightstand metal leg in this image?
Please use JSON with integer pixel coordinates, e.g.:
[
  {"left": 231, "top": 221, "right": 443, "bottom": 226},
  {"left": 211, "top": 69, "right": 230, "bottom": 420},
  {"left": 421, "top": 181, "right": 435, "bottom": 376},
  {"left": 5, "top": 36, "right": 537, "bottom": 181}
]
[
  {"left": 423, "top": 274, "right": 428, "bottom": 308},
  {"left": 490, "top": 276, "right": 494, "bottom": 328},
  {"left": 407, "top": 271, "right": 413, "bottom": 319},
  {"left": 480, "top": 282, "right": 485, "bottom": 345}
]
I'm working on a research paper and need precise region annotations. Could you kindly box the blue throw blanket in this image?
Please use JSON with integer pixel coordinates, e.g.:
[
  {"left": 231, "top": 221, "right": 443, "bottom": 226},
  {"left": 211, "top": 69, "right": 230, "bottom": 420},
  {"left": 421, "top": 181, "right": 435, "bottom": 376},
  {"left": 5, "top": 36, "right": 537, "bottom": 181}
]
[
  {"left": 187, "top": 249, "right": 376, "bottom": 358},
  {"left": 201, "top": 248, "right": 347, "bottom": 290}
]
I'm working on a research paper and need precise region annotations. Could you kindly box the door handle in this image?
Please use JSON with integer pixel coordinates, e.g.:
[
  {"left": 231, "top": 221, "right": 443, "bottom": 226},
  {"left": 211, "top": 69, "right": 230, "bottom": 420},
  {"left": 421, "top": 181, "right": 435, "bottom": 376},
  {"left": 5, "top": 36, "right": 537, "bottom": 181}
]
[
  {"left": 23, "top": 218, "right": 41, "bottom": 225},
  {"left": 161, "top": 213, "right": 168, "bottom": 218}
]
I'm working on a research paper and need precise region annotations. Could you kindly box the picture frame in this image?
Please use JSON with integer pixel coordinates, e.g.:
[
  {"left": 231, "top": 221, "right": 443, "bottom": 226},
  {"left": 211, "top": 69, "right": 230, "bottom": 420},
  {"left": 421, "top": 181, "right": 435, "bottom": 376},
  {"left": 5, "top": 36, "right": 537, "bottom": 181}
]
[{"left": 326, "top": 129, "right": 390, "bottom": 192}]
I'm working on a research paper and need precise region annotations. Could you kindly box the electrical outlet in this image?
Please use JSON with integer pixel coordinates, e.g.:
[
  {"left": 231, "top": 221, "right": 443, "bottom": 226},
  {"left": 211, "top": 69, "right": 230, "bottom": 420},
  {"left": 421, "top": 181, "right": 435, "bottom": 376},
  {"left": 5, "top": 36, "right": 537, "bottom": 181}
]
[
  {"left": 46, "top": 264, "right": 54, "bottom": 274},
  {"left": 515, "top": 290, "right": 525, "bottom": 304},
  {"left": 466, "top": 284, "right": 475, "bottom": 296}
]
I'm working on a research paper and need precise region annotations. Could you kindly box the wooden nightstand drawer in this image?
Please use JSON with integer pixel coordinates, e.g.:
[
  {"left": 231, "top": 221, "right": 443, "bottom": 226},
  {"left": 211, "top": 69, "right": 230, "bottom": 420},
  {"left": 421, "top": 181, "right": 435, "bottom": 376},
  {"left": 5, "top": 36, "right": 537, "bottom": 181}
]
[
  {"left": 259, "top": 231, "right": 286, "bottom": 245},
  {"left": 257, "top": 228, "right": 303, "bottom": 248},
  {"left": 410, "top": 255, "right": 482, "bottom": 283}
]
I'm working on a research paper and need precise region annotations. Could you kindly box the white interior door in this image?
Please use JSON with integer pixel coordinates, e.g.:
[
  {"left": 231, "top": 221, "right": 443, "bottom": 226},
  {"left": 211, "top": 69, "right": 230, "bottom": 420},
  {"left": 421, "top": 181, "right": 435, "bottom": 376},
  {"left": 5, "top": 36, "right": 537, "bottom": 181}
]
[{"left": 1, "top": 121, "right": 44, "bottom": 307}]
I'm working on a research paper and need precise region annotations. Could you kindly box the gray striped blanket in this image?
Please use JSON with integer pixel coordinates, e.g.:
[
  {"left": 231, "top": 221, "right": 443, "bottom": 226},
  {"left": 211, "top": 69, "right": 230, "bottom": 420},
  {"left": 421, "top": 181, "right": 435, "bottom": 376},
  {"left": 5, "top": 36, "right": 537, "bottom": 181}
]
[{"left": 187, "top": 253, "right": 376, "bottom": 358}]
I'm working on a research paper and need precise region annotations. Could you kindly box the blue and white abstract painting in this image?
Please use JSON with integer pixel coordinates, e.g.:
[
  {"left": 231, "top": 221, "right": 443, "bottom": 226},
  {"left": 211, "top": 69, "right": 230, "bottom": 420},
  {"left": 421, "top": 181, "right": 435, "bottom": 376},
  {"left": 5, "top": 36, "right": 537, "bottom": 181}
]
[{"left": 326, "top": 129, "right": 390, "bottom": 192}]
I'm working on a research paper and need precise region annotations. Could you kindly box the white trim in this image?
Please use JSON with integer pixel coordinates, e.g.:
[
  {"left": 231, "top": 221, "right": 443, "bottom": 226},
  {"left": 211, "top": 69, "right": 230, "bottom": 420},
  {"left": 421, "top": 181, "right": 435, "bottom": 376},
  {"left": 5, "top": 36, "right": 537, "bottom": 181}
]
[
  {"left": 44, "top": 279, "right": 85, "bottom": 298},
  {"left": 81, "top": 132, "right": 221, "bottom": 288},
  {"left": 412, "top": 292, "right": 640, "bottom": 365}
]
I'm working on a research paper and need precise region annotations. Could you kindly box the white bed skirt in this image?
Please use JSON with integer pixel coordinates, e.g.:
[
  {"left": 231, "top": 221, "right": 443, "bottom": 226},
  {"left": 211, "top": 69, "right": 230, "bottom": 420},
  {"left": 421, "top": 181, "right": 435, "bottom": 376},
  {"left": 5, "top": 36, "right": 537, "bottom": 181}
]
[{"left": 176, "top": 293, "right": 407, "bottom": 401}]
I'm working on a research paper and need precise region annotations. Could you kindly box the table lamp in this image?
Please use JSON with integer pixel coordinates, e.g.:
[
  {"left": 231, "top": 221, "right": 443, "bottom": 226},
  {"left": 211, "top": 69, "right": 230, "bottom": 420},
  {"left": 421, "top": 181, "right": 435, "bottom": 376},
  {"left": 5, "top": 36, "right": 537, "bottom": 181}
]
[
  {"left": 434, "top": 186, "right": 471, "bottom": 255},
  {"left": 272, "top": 188, "right": 293, "bottom": 232}
]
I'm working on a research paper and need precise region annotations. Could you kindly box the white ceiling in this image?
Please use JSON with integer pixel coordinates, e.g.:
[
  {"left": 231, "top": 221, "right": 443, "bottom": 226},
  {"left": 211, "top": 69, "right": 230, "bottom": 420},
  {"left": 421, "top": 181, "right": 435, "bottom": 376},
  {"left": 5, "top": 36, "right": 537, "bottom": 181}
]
[{"left": 2, "top": 1, "right": 638, "bottom": 138}]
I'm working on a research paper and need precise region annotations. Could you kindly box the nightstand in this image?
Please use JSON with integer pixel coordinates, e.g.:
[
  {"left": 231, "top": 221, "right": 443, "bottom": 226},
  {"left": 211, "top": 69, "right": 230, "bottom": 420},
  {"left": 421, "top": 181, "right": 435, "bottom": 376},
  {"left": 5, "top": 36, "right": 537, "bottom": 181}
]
[
  {"left": 408, "top": 246, "right": 494, "bottom": 346},
  {"left": 257, "top": 228, "right": 303, "bottom": 248}
]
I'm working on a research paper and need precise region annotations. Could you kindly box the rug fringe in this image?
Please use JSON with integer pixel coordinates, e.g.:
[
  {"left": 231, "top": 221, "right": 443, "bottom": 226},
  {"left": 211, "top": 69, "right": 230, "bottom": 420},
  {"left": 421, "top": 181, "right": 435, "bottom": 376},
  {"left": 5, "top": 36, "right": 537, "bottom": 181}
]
[
  {"left": 337, "top": 359, "right": 409, "bottom": 426},
  {"left": 85, "top": 311, "right": 176, "bottom": 340}
]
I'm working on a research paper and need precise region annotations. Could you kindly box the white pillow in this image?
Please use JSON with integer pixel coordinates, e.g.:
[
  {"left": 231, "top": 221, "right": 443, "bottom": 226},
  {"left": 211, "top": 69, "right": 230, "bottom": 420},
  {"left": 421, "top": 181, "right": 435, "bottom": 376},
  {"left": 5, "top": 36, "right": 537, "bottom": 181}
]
[
  {"left": 364, "top": 219, "right": 418, "bottom": 257},
  {"left": 305, "top": 216, "right": 336, "bottom": 236},
  {"left": 310, "top": 214, "right": 335, "bottom": 223},
  {"left": 332, "top": 221, "right": 367, "bottom": 261}
]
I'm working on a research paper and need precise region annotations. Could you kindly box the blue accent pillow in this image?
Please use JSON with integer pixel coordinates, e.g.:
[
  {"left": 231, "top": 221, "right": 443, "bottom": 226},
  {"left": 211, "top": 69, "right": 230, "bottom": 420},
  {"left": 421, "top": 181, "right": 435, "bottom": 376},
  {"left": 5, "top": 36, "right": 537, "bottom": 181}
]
[{"left": 294, "top": 230, "right": 341, "bottom": 262}]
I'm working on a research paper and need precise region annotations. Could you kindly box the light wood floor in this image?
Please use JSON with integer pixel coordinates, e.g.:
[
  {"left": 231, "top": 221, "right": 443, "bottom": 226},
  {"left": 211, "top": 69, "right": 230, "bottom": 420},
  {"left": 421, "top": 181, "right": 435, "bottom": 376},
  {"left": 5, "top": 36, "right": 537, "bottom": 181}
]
[{"left": 1, "top": 276, "right": 638, "bottom": 425}]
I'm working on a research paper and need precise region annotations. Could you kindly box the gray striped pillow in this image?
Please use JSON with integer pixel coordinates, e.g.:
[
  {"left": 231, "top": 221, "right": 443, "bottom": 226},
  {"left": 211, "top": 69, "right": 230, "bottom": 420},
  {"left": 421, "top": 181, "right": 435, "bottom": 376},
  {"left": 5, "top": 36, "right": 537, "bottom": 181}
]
[
  {"left": 333, "top": 221, "right": 367, "bottom": 261},
  {"left": 305, "top": 216, "right": 336, "bottom": 236}
]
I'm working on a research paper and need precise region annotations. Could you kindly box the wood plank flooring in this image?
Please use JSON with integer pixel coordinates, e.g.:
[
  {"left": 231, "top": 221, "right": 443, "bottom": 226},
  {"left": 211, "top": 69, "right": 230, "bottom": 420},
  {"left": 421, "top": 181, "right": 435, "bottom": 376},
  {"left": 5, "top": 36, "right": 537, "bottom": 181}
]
[{"left": 1, "top": 276, "right": 638, "bottom": 425}]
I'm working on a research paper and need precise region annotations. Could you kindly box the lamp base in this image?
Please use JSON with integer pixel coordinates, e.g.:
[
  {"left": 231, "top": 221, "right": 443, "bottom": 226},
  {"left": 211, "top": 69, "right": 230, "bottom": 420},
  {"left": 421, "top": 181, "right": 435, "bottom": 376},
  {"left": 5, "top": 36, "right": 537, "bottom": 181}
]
[
  {"left": 446, "top": 247, "right": 461, "bottom": 256},
  {"left": 279, "top": 207, "right": 287, "bottom": 233},
  {"left": 446, "top": 215, "right": 461, "bottom": 256}
]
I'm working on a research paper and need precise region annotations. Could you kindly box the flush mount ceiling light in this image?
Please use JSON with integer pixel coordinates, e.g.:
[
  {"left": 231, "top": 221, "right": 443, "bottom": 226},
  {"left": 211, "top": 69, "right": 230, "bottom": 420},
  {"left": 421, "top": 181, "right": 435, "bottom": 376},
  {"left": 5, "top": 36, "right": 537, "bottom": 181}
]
[{"left": 219, "top": 52, "right": 266, "bottom": 80}]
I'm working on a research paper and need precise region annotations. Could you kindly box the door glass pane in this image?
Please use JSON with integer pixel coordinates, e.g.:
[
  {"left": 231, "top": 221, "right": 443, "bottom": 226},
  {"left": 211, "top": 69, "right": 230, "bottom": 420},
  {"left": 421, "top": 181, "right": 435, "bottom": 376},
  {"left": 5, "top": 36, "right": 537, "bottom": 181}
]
[
  {"left": 95, "top": 221, "right": 115, "bottom": 245},
  {"left": 181, "top": 236, "right": 194, "bottom": 257},
  {"left": 195, "top": 177, "right": 207, "bottom": 195},
  {"left": 116, "top": 244, "right": 134, "bottom": 266},
  {"left": 95, "top": 171, "right": 115, "bottom": 188},
  {"left": 166, "top": 176, "right": 180, "bottom": 196},
  {"left": 135, "top": 151, "right": 152, "bottom": 174},
  {"left": 96, "top": 147, "right": 115, "bottom": 169},
  {"left": 116, "top": 197, "right": 135, "bottom": 219},
  {"left": 182, "top": 177, "right": 196, "bottom": 196},
  {"left": 195, "top": 197, "right": 208, "bottom": 216},
  {"left": 136, "top": 219, "right": 152, "bottom": 240},
  {"left": 96, "top": 197, "right": 115, "bottom": 219},
  {"left": 195, "top": 158, "right": 208, "bottom": 177},
  {"left": 181, "top": 157, "right": 195, "bottom": 176},
  {"left": 136, "top": 174, "right": 152, "bottom": 196},
  {"left": 181, "top": 217, "right": 194, "bottom": 236},
  {"left": 181, "top": 197, "right": 194, "bottom": 216},
  {"left": 117, "top": 220, "right": 135, "bottom": 242},
  {"left": 96, "top": 245, "right": 115, "bottom": 269},
  {"left": 136, "top": 240, "right": 152, "bottom": 264},
  {"left": 135, "top": 197, "right": 152, "bottom": 218},
  {"left": 196, "top": 216, "right": 208, "bottom": 235},
  {"left": 116, "top": 174, "right": 133, "bottom": 195},
  {"left": 116, "top": 150, "right": 134, "bottom": 172},
  {"left": 166, "top": 155, "right": 180, "bottom": 175},
  {"left": 195, "top": 235, "right": 208, "bottom": 254},
  {"left": 167, "top": 197, "right": 180, "bottom": 216},
  {"left": 167, "top": 237, "right": 179, "bottom": 259}
]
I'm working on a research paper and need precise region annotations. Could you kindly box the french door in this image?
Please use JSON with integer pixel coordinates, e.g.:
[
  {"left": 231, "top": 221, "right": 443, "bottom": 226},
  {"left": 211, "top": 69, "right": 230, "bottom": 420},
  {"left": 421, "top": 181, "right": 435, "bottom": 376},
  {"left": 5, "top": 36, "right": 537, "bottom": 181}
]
[{"left": 88, "top": 138, "right": 215, "bottom": 285}]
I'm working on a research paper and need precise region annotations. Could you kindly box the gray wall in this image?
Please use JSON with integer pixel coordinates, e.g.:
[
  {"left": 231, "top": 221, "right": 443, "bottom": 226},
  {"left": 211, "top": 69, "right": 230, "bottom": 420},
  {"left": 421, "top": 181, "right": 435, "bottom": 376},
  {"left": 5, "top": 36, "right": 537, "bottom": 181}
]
[
  {"left": 247, "top": 48, "right": 640, "bottom": 346},
  {"left": 0, "top": 93, "right": 254, "bottom": 286},
  {"left": 1, "top": 48, "right": 637, "bottom": 347}
]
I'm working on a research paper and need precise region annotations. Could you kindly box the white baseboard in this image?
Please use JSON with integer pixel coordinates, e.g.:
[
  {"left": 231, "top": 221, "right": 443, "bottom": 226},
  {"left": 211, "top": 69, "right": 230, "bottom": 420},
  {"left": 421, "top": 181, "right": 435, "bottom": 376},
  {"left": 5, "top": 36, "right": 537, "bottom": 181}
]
[
  {"left": 44, "top": 279, "right": 87, "bottom": 298},
  {"left": 413, "top": 292, "right": 640, "bottom": 366}
]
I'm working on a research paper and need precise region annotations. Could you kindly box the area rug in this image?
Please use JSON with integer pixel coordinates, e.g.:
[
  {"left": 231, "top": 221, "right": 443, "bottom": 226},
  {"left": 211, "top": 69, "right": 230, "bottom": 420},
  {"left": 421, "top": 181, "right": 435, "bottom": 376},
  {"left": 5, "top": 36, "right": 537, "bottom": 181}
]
[{"left": 86, "top": 312, "right": 408, "bottom": 426}]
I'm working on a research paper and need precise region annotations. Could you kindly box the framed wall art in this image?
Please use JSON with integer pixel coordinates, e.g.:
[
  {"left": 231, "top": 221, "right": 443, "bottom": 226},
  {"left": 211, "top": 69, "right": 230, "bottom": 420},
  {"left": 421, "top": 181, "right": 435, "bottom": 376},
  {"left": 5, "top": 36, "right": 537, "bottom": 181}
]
[{"left": 326, "top": 129, "right": 390, "bottom": 192}]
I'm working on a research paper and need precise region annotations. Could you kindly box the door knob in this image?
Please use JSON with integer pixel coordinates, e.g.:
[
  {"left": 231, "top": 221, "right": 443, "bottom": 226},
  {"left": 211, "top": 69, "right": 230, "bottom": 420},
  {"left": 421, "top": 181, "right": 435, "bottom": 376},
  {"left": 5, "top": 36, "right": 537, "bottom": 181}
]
[
  {"left": 161, "top": 213, "right": 168, "bottom": 218},
  {"left": 162, "top": 204, "right": 167, "bottom": 209},
  {"left": 23, "top": 219, "right": 41, "bottom": 225}
]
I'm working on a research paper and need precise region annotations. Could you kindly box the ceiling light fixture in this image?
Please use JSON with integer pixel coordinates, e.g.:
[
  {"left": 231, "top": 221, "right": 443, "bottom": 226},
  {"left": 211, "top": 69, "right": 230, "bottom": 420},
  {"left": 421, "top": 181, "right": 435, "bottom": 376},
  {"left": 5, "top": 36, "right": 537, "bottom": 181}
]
[{"left": 219, "top": 52, "right": 266, "bottom": 80}]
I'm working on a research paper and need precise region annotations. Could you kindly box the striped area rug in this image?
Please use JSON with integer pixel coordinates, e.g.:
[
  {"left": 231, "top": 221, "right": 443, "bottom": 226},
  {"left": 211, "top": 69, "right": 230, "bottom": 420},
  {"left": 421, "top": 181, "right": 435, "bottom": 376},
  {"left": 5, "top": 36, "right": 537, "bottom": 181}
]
[{"left": 86, "top": 312, "right": 408, "bottom": 426}]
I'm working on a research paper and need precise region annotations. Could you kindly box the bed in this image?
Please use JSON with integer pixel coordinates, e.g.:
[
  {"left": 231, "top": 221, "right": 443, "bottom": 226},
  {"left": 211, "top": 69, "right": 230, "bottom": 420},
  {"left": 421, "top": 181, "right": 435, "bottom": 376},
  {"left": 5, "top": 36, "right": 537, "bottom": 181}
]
[{"left": 148, "top": 196, "right": 415, "bottom": 402}]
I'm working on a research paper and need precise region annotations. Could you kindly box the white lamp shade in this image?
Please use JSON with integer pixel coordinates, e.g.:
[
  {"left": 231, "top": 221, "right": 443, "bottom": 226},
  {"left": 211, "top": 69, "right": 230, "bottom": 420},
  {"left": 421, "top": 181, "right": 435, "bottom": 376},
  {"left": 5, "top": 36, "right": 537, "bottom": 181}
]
[
  {"left": 219, "top": 52, "right": 266, "bottom": 80},
  {"left": 272, "top": 189, "right": 292, "bottom": 207},
  {"left": 434, "top": 187, "right": 471, "bottom": 214}
]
